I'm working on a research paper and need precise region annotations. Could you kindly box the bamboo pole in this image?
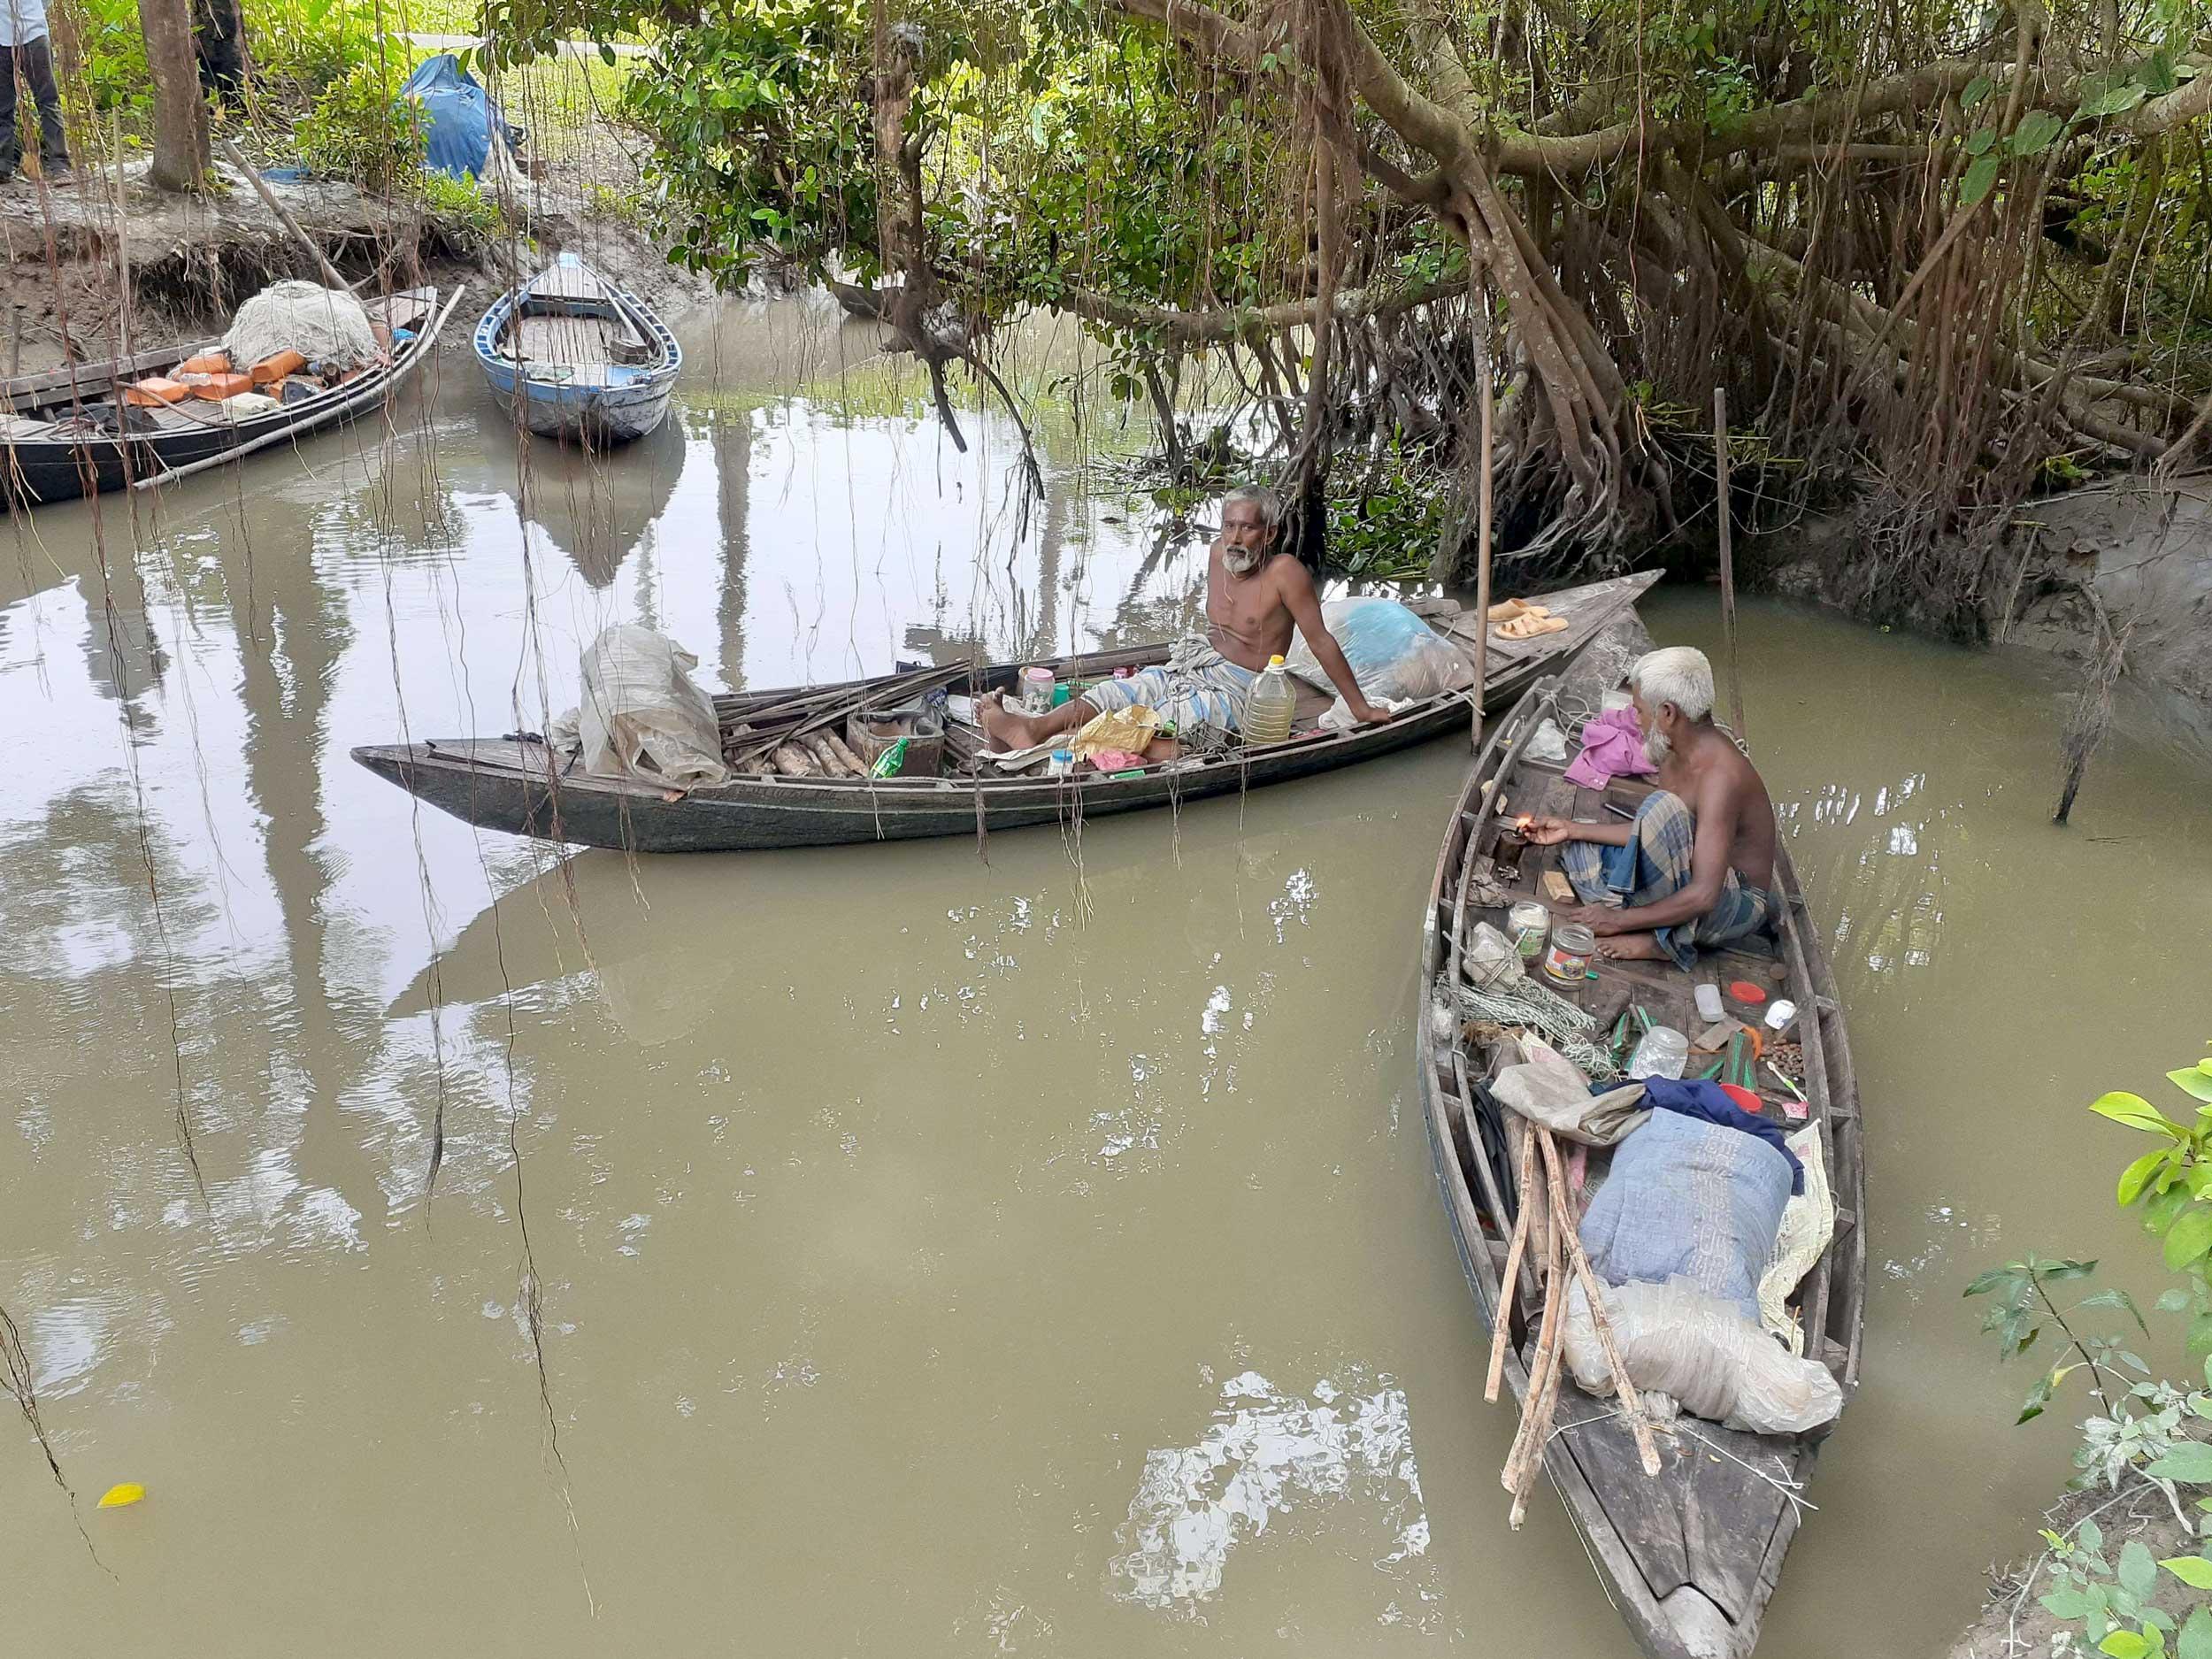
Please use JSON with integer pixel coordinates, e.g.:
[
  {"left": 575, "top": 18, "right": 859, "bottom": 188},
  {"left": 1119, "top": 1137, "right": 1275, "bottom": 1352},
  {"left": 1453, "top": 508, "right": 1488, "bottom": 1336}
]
[
  {"left": 214, "top": 133, "right": 350, "bottom": 293},
  {"left": 1484, "top": 1124, "right": 1540, "bottom": 1404},
  {"left": 1713, "top": 387, "right": 1746, "bottom": 741},
  {"left": 111, "top": 115, "right": 130, "bottom": 360},
  {"left": 1471, "top": 373, "right": 1494, "bottom": 749}
]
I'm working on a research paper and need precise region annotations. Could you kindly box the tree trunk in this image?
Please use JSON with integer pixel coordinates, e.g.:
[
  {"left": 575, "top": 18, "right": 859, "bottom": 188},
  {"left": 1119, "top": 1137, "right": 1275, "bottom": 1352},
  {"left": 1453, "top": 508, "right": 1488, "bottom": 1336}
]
[{"left": 139, "top": 0, "right": 208, "bottom": 193}]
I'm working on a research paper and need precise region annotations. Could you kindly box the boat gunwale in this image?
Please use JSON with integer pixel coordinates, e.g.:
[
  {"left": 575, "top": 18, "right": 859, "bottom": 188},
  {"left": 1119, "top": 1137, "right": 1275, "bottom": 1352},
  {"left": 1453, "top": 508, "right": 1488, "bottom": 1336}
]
[{"left": 356, "top": 575, "right": 1663, "bottom": 820}]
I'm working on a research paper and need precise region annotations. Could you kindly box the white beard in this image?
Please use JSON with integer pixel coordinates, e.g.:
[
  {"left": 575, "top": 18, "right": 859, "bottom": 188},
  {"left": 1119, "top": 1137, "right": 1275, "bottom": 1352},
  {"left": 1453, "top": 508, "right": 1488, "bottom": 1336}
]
[
  {"left": 1222, "top": 546, "right": 1263, "bottom": 576},
  {"left": 1643, "top": 727, "right": 1672, "bottom": 768}
]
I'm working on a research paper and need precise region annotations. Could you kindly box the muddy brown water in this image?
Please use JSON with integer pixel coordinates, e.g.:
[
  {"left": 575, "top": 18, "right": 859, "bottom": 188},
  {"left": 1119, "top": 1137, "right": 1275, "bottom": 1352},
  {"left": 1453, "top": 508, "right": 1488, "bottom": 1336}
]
[{"left": 4, "top": 295, "right": 2211, "bottom": 1656}]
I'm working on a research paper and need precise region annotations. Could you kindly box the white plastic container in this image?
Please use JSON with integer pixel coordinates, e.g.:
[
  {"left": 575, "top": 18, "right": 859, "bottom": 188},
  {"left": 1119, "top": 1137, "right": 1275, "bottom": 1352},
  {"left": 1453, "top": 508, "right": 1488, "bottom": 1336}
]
[
  {"left": 1047, "top": 749, "right": 1075, "bottom": 778},
  {"left": 1694, "top": 982, "right": 1724, "bottom": 1023},
  {"left": 1241, "top": 655, "right": 1297, "bottom": 746},
  {"left": 1763, "top": 998, "right": 1799, "bottom": 1033},
  {"left": 1020, "top": 665, "right": 1056, "bottom": 714},
  {"left": 1628, "top": 1025, "right": 1690, "bottom": 1080}
]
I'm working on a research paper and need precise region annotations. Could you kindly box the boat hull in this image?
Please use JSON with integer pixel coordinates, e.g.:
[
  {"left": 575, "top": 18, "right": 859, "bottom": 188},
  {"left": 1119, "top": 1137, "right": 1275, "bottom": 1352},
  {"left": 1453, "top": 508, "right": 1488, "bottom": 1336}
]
[
  {"left": 0, "top": 287, "right": 451, "bottom": 504},
  {"left": 474, "top": 257, "right": 682, "bottom": 446},
  {"left": 352, "top": 574, "right": 1660, "bottom": 854},
  {"left": 479, "top": 358, "right": 675, "bottom": 444},
  {"left": 1414, "top": 669, "right": 1865, "bottom": 1659}
]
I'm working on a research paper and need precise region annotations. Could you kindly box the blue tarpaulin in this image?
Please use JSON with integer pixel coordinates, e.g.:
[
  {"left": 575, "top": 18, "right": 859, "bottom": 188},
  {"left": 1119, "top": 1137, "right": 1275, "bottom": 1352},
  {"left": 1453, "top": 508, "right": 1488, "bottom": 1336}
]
[{"left": 401, "top": 53, "right": 521, "bottom": 180}]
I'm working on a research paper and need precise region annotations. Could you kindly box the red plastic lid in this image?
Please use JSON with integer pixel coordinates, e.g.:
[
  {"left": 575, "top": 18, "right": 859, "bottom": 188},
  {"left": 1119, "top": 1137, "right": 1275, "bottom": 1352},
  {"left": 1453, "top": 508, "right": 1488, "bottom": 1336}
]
[
  {"left": 1717, "top": 1083, "right": 1763, "bottom": 1115},
  {"left": 1726, "top": 980, "right": 1768, "bottom": 1005}
]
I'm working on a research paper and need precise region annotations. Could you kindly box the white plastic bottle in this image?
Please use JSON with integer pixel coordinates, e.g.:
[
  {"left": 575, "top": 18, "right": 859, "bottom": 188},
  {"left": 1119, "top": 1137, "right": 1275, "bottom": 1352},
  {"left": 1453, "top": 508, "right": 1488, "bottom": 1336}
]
[{"left": 1241, "top": 655, "right": 1296, "bottom": 745}]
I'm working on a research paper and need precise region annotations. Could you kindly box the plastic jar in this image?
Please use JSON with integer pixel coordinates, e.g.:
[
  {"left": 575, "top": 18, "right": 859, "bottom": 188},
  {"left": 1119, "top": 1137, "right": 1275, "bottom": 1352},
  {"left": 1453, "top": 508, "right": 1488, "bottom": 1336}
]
[
  {"left": 1541, "top": 923, "right": 1595, "bottom": 985},
  {"left": 1507, "top": 901, "right": 1551, "bottom": 960},
  {"left": 1047, "top": 749, "right": 1075, "bottom": 778},
  {"left": 1628, "top": 1025, "right": 1690, "bottom": 1080},
  {"left": 1020, "top": 666, "right": 1056, "bottom": 714}
]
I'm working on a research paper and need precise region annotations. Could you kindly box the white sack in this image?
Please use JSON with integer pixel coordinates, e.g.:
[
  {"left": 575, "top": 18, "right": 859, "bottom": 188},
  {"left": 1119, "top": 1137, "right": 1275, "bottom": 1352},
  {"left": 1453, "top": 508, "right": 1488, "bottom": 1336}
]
[
  {"left": 566, "top": 624, "right": 729, "bottom": 789},
  {"left": 1563, "top": 1275, "right": 1842, "bottom": 1435},
  {"left": 1285, "top": 597, "right": 1473, "bottom": 703}
]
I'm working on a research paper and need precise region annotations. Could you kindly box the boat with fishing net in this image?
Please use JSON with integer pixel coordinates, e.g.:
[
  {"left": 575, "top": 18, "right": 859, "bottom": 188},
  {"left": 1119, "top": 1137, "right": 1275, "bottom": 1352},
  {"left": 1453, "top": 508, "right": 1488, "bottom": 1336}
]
[
  {"left": 474, "top": 253, "right": 680, "bottom": 445},
  {"left": 350, "top": 572, "right": 1657, "bottom": 854},
  {"left": 0, "top": 283, "right": 462, "bottom": 503},
  {"left": 1415, "top": 670, "right": 1865, "bottom": 1659}
]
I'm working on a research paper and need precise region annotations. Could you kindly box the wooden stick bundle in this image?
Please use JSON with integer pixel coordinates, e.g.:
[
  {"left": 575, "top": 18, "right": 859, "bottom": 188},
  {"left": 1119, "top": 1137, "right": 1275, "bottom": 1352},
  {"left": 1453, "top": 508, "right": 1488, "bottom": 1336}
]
[
  {"left": 1494, "top": 1123, "right": 1663, "bottom": 1525},
  {"left": 1540, "top": 1129, "right": 1663, "bottom": 1478},
  {"left": 1485, "top": 1125, "right": 1541, "bottom": 1405}
]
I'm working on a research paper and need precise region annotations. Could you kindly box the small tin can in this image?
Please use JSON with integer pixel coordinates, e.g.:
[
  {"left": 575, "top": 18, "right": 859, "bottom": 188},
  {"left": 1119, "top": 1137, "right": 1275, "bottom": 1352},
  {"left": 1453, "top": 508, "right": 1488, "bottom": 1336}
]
[
  {"left": 1507, "top": 901, "right": 1551, "bottom": 960},
  {"left": 1542, "top": 923, "right": 1596, "bottom": 985}
]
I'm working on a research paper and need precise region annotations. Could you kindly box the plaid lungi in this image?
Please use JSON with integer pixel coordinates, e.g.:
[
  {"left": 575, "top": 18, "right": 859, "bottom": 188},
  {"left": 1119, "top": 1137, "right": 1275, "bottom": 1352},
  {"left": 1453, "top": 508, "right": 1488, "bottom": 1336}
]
[
  {"left": 1562, "top": 789, "right": 1773, "bottom": 970},
  {"left": 1081, "top": 635, "right": 1258, "bottom": 742}
]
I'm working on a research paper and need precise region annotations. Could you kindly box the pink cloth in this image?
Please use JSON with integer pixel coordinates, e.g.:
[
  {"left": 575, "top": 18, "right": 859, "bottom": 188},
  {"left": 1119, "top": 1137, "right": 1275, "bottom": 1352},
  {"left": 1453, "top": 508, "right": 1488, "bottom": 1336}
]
[{"left": 1563, "top": 706, "right": 1658, "bottom": 788}]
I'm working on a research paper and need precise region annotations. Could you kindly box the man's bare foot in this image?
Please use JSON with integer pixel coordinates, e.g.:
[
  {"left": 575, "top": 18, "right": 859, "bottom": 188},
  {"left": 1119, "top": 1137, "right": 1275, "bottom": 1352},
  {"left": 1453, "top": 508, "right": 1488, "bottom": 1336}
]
[
  {"left": 1596, "top": 930, "right": 1669, "bottom": 962},
  {"left": 977, "top": 691, "right": 1034, "bottom": 751}
]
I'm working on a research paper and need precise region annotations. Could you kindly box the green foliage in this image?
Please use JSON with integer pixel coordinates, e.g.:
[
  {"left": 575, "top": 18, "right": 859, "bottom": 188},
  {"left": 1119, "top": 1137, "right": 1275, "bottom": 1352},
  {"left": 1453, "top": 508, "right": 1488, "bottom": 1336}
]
[
  {"left": 1325, "top": 453, "right": 1454, "bottom": 580},
  {"left": 419, "top": 167, "right": 509, "bottom": 247},
  {"left": 1968, "top": 1045, "right": 2212, "bottom": 1658},
  {"left": 243, "top": 0, "right": 387, "bottom": 103},
  {"left": 293, "top": 56, "right": 427, "bottom": 185},
  {"left": 61, "top": 0, "right": 153, "bottom": 117}
]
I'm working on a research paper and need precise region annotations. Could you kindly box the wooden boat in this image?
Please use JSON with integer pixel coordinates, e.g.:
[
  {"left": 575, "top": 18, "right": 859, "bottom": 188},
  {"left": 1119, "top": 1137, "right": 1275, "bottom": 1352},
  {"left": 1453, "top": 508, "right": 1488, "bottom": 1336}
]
[
  {"left": 0, "top": 286, "right": 462, "bottom": 504},
  {"left": 1415, "top": 676, "right": 1865, "bottom": 1659},
  {"left": 474, "top": 253, "right": 680, "bottom": 445},
  {"left": 351, "top": 572, "right": 1659, "bottom": 854}
]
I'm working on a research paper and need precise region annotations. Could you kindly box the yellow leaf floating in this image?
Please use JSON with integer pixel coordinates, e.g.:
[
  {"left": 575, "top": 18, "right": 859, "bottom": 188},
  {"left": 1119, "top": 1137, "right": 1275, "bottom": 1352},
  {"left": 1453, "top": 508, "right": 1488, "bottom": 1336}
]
[{"left": 96, "top": 1483, "right": 144, "bottom": 1509}]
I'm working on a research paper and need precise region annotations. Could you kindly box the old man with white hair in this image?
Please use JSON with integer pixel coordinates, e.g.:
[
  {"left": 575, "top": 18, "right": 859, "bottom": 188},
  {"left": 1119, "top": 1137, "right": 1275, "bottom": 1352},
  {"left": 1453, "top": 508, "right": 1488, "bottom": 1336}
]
[
  {"left": 1522, "top": 645, "right": 1778, "bottom": 965},
  {"left": 979, "top": 483, "right": 1386, "bottom": 757}
]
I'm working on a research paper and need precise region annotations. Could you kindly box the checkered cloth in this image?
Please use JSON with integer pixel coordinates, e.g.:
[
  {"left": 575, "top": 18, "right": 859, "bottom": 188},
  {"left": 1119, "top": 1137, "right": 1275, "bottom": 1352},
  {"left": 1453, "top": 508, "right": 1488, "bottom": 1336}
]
[
  {"left": 1562, "top": 789, "right": 1773, "bottom": 970},
  {"left": 1080, "top": 635, "right": 1257, "bottom": 744}
]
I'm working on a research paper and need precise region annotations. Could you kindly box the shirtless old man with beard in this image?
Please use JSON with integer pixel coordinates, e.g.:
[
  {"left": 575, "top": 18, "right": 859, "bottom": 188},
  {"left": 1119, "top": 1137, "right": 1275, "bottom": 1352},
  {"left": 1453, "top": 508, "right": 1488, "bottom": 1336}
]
[
  {"left": 1520, "top": 646, "right": 1778, "bottom": 965},
  {"left": 978, "top": 485, "right": 1386, "bottom": 757}
]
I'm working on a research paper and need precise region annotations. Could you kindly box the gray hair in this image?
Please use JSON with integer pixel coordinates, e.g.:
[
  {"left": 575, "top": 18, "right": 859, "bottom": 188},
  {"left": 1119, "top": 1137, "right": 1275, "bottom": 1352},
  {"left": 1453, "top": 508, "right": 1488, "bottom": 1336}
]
[
  {"left": 1630, "top": 646, "right": 1716, "bottom": 723},
  {"left": 1223, "top": 484, "right": 1284, "bottom": 533}
]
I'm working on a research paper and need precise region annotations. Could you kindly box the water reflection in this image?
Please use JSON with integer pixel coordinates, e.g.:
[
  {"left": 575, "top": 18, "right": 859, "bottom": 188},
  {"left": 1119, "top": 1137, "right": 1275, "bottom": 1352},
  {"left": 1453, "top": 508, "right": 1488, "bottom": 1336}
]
[{"left": 3, "top": 303, "right": 2211, "bottom": 1659}]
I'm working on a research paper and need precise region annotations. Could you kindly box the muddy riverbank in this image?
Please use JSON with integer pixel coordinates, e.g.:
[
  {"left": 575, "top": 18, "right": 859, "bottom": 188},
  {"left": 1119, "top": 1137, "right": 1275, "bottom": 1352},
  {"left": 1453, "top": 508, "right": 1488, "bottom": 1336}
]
[{"left": 0, "top": 131, "right": 710, "bottom": 378}]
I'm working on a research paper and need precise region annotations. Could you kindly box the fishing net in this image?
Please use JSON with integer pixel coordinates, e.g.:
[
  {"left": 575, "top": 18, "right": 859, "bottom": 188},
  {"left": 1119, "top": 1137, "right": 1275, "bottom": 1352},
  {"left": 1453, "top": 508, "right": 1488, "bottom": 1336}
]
[
  {"left": 224, "top": 281, "right": 380, "bottom": 371},
  {"left": 1443, "top": 933, "right": 1621, "bottom": 1079}
]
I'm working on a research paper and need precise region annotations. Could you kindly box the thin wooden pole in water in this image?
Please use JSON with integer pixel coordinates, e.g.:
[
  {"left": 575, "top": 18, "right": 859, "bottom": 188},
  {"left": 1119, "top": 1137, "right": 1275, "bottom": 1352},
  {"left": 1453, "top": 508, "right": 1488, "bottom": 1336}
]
[
  {"left": 1471, "top": 374, "right": 1494, "bottom": 748},
  {"left": 1713, "top": 387, "right": 1746, "bottom": 741}
]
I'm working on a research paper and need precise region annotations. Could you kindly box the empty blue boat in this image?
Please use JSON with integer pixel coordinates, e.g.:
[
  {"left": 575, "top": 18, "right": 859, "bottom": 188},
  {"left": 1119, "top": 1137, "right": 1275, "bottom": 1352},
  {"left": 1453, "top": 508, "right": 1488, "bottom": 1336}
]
[{"left": 475, "top": 253, "right": 680, "bottom": 445}]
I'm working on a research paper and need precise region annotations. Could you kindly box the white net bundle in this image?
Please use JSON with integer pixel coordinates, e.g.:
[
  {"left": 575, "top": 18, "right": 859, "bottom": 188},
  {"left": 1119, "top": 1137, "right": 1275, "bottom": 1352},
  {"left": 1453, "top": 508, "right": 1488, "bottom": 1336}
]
[{"left": 224, "top": 281, "right": 379, "bottom": 370}]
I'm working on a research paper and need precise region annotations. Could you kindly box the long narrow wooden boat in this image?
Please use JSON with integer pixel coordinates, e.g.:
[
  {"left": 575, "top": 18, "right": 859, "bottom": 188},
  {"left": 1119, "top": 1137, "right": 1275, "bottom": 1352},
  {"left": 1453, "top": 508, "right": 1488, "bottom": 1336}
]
[
  {"left": 352, "top": 572, "right": 1659, "bottom": 854},
  {"left": 1415, "top": 675, "right": 1865, "bottom": 1659},
  {"left": 474, "top": 253, "right": 680, "bottom": 445},
  {"left": 0, "top": 286, "right": 461, "bottom": 503}
]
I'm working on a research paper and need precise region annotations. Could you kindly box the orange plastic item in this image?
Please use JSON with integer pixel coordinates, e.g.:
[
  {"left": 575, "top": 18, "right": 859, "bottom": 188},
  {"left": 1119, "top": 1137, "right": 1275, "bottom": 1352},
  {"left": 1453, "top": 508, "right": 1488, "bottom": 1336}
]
[
  {"left": 1717, "top": 1083, "right": 1763, "bottom": 1115},
  {"left": 179, "top": 351, "right": 231, "bottom": 374},
  {"left": 189, "top": 373, "right": 254, "bottom": 401},
  {"left": 122, "top": 377, "right": 190, "bottom": 406},
  {"left": 249, "top": 349, "right": 305, "bottom": 386},
  {"left": 1726, "top": 979, "right": 1768, "bottom": 1005}
]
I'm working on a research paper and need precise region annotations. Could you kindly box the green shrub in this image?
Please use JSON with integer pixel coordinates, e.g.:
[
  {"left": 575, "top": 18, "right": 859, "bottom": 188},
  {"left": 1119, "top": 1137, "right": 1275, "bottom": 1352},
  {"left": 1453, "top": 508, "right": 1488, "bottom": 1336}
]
[
  {"left": 294, "top": 58, "right": 426, "bottom": 185},
  {"left": 244, "top": 0, "right": 380, "bottom": 104},
  {"left": 58, "top": 0, "right": 152, "bottom": 117},
  {"left": 419, "top": 167, "right": 510, "bottom": 250}
]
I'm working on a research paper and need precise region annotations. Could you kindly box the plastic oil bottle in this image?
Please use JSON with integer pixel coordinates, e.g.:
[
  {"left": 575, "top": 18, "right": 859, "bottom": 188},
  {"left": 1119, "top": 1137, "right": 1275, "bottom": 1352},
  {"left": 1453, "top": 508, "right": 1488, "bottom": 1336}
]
[{"left": 1241, "top": 655, "right": 1297, "bottom": 746}]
